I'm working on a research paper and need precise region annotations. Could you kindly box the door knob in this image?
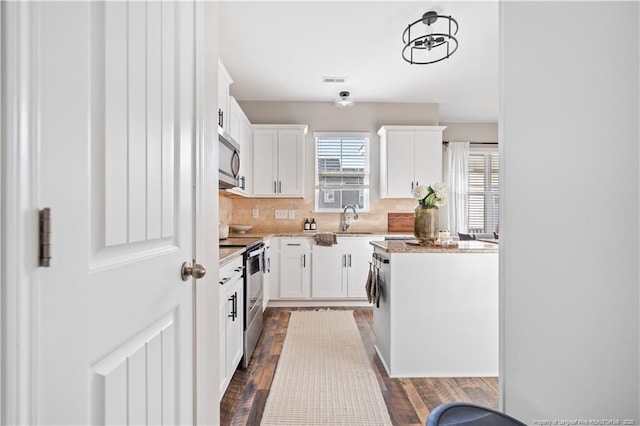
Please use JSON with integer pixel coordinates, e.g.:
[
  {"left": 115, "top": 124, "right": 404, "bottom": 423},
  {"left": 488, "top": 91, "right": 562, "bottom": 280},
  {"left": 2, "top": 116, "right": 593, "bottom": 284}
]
[{"left": 181, "top": 261, "right": 207, "bottom": 281}]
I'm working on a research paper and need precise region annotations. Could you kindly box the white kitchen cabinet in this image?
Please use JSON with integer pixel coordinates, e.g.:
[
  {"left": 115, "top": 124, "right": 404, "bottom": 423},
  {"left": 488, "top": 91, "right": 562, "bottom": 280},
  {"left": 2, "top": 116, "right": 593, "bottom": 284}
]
[
  {"left": 379, "top": 126, "right": 446, "bottom": 198},
  {"left": 311, "top": 236, "right": 381, "bottom": 299},
  {"left": 218, "top": 255, "right": 244, "bottom": 399},
  {"left": 267, "top": 238, "right": 281, "bottom": 302},
  {"left": 217, "top": 59, "right": 232, "bottom": 130},
  {"left": 279, "top": 238, "right": 311, "bottom": 298},
  {"left": 226, "top": 97, "right": 252, "bottom": 196},
  {"left": 253, "top": 125, "right": 308, "bottom": 197}
]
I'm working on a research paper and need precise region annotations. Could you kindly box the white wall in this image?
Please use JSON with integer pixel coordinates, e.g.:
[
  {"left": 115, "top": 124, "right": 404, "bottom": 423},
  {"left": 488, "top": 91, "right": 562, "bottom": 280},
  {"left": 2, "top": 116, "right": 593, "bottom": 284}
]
[
  {"left": 501, "top": 1, "right": 639, "bottom": 423},
  {"left": 442, "top": 122, "right": 498, "bottom": 143}
]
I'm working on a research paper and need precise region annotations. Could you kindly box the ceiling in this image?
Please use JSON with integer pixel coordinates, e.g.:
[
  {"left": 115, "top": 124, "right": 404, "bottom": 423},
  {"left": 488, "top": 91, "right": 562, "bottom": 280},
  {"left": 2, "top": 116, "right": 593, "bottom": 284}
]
[{"left": 218, "top": 1, "right": 499, "bottom": 123}]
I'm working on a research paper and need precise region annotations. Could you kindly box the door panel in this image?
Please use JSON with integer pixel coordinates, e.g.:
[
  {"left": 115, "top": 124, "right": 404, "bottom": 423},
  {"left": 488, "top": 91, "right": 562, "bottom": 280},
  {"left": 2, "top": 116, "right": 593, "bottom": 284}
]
[
  {"left": 278, "top": 129, "right": 303, "bottom": 196},
  {"left": 253, "top": 129, "right": 277, "bottom": 195},
  {"left": 386, "top": 131, "right": 415, "bottom": 197},
  {"left": 413, "top": 131, "right": 443, "bottom": 188},
  {"left": 91, "top": 313, "right": 176, "bottom": 425},
  {"left": 311, "top": 247, "right": 346, "bottom": 298},
  {"left": 37, "top": 2, "right": 195, "bottom": 424},
  {"left": 100, "top": 1, "right": 177, "bottom": 250}
]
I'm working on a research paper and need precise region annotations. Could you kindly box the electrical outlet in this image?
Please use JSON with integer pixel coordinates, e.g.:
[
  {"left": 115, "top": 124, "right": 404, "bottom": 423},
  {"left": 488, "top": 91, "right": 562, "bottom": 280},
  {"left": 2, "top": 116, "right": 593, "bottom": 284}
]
[
  {"left": 288, "top": 210, "right": 296, "bottom": 219},
  {"left": 252, "top": 208, "right": 259, "bottom": 219},
  {"left": 275, "top": 210, "right": 288, "bottom": 219}
]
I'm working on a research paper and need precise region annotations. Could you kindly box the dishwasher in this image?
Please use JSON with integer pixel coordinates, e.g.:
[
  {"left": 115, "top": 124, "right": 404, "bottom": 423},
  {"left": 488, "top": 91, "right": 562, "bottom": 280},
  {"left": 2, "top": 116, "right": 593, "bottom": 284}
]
[{"left": 372, "top": 252, "right": 391, "bottom": 372}]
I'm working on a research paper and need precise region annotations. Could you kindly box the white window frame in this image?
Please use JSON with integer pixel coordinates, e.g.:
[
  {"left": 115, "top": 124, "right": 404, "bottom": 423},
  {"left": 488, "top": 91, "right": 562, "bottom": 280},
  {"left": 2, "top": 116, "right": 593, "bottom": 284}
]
[{"left": 313, "top": 131, "right": 370, "bottom": 213}]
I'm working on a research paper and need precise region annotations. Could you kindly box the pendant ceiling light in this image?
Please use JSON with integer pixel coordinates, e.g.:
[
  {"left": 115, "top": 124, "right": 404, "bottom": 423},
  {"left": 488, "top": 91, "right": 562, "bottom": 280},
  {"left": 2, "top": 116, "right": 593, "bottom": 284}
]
[
  {"left": 335, "top": 91, "right": 354, "bottom": 108},
  {"left": 402, "top": 11, "right": 459, "bottom": 65}
]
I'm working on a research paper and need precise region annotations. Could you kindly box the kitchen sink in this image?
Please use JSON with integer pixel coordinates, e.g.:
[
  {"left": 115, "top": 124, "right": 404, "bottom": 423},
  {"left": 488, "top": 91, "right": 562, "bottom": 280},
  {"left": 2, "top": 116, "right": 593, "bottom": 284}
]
[{"left": 336, "top": 231, "right": 373, "bottom": 234}]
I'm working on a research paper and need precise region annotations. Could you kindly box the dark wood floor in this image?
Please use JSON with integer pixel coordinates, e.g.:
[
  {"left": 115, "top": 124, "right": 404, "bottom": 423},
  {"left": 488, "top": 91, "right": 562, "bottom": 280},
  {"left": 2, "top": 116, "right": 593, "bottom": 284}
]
[{"left": 220, "top": 307, "right": 498, "bottom": 426}]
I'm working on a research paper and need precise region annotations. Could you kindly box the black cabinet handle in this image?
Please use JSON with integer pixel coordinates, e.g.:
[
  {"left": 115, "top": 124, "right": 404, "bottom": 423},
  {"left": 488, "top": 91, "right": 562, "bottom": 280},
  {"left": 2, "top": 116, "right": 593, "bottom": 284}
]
[
  {"left": 273, "top": 181, "right": 277, "bottom": 194},
  {"left": 303, "top": 254, "right": 306, "bottom": 268},
  {"left": 348, "top": 254, "right": 352, "bottom": 267},
  {"left": 233, "top": 292, "right": 238, "bottom": 320},
  {"left": 278, "top": 181, "right": 282, "bottom": 193},
  {"left": 228, "top": 294, "right": 235, "bottom": 320}
]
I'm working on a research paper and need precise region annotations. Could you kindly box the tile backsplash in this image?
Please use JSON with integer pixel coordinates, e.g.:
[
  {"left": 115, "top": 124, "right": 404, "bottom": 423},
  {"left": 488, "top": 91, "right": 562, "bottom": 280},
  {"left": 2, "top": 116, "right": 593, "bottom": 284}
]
[{"left": 219, "top": 192, "right": 417, "bottom": 233}]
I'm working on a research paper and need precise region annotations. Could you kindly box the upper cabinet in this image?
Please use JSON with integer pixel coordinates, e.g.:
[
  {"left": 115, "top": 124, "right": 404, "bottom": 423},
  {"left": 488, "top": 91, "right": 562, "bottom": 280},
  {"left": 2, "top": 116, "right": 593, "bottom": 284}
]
[
  {"left": 226, "top": 97, "right": 252, "bottom": 196},
  {"left": 218, "top": 58, "right": 252, "bottom": 196},
  {"left": 253, "top": 125, "right": 308, "bottom": 198},
  {"left": 379, "top": 126, "right": 446, "bottom": 198},
  {"left": 218, "top": 59, "right": 233, "bottom": 130}
]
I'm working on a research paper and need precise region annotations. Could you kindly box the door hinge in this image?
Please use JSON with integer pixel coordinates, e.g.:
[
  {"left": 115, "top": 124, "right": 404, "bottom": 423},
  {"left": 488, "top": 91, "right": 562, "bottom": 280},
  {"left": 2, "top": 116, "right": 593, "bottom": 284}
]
[{"left": 39, "top": 207, "right": 51, "bottom": 267}]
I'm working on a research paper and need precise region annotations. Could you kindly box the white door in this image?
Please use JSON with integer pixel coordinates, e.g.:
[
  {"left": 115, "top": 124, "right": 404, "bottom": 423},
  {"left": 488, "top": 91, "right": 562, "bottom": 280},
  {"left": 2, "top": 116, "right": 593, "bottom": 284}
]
[{"left": 36, "top": 2, "right": 197, "bottom": 424}]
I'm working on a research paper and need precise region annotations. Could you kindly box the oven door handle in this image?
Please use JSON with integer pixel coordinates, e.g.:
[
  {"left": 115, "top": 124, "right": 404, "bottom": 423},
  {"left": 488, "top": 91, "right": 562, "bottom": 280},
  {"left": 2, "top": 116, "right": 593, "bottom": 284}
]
[{"left": 248, "top": 247, "right": 265, "bottom": 258}]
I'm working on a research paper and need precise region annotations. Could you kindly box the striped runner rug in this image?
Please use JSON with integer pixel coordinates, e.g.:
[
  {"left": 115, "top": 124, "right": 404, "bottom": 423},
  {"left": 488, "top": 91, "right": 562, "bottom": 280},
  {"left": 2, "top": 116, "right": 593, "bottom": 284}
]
[{"left": 260, "top": 310, "right": 393, "bottom": 425}]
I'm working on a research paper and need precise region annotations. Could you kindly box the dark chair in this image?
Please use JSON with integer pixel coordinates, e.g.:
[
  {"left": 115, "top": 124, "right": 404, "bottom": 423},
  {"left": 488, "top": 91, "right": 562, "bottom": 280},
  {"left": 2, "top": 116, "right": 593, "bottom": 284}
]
[
  {"left": 426, "top": 402, "right": 526, "bottom": 426},
  {"left": 458, "top": 232, "right": 476, "bottom": 241}
]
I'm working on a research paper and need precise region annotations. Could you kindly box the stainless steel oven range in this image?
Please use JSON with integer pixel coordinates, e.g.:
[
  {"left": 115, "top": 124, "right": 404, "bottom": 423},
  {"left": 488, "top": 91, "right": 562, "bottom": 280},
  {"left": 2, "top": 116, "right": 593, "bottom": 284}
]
[{"left": 219, "top": 237, "right": 264, "bottom": 368}]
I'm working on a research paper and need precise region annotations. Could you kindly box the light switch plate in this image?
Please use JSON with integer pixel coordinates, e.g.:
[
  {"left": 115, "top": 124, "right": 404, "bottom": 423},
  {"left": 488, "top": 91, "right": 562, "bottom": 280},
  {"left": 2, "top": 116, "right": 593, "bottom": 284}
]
[
  {"left": 252, "top": 208, "right": 259, "bottom": 218},
  {"left": 275, "top": 210, "right": 288, "bottom": 219},
  {"left": 288, "top": 210, "right": 296, "bottom": 219}
]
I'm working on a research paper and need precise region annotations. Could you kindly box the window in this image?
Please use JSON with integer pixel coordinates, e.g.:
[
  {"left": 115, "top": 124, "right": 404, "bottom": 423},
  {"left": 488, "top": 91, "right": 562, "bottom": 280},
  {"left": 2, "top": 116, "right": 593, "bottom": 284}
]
[
  {"left": 468, "top": 145, "right": 499, "bottom": 234},
  {"left": 314, "top": 132, "right": 370, "bottom": 212}
]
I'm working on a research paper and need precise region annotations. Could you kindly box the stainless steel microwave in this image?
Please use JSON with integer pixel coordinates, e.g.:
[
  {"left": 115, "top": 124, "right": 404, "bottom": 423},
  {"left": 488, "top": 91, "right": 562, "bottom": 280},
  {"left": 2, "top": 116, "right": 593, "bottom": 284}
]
[{"left": 219, "top": 127, "right": 241, "bottom": 189}]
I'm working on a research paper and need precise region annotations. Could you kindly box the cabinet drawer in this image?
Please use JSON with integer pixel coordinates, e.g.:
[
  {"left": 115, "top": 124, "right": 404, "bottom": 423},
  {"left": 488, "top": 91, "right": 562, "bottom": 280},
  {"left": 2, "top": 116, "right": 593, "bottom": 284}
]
[{"left": 280, "top": 238, "right": 311, "bottom": 250}]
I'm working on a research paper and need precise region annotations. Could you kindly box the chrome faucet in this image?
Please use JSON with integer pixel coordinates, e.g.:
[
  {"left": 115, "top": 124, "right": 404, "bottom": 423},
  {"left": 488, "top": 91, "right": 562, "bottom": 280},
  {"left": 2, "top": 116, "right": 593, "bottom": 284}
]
[{"left": 341, "top": 205, "right": 359, "bottom": 231}]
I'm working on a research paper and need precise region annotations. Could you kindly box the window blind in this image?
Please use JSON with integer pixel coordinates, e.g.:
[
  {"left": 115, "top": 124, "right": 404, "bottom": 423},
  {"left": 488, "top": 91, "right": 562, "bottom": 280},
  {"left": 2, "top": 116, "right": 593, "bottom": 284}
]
[
  {"left": 314, "top": 133, "right": 370, "bottom": 211},
  {"left": 468, "top": 147, "right": 499, "bottom": 234}
]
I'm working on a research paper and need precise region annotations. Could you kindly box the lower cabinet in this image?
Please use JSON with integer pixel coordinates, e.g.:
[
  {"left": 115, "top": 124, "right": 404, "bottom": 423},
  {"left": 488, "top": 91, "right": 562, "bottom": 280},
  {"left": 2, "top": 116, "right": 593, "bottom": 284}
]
[
  {"left": 266, "top": 235, "right": 383, "bottom": 304},
  {"left": 219, "top": 257, "right": 244, "bottom": 399},
  {"left": 279, "top": 238, "right": 311, "bottom": 298},
  {"left": 311, "top": 237, "right": 378, "bottom": 299}
]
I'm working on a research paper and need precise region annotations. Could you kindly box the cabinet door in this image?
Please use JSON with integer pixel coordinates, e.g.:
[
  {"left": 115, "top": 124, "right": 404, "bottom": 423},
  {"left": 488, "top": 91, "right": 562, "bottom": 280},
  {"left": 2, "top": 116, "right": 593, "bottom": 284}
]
[
  {"left": 311, "top": 246, "right": 347, "bottom": 298},
  {"left": 339, "top": 238, "right": 375, "bottom": 298},
  {"left": 226, "top": 280, "right": 244, "bottom": 376},
  {"left": 253, "top": 129, "right": 278, "bottom": 195},
  {"left": 268, "top": 239, "right": 280, "bottom": 300},
  {"left": 413, "top": 131, "right": 443, "bottom": 188},
  {"left": 227, "top": 97, "right": 242, "bottom": 142},
  {"left": 219, "top": 293, "right": 228, "bottom": 397},
  {"left": 218, "top": 64, "right": 231, "bottom": 129},
  {"left": 386, "top": 131, "right": 415, "bottom": 197},
  {"left": 346, "top": 248, "right": 372, "bottom": 298},
  {"left": 226, "top": 98, "right": 251, "bottom": 195},
  {"left": 239, "top": 119, "right": 252, "bottom": 194},
  {"left": 277, "top": 129, "right": 304, "bottom": 196},
  {"left": 280, "top": 242, "right": 310, "bottom": 298}
]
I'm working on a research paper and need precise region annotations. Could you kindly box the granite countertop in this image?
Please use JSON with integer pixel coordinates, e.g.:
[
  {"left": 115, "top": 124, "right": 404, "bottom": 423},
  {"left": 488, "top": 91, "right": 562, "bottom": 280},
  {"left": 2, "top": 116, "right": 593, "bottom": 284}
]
[
  {"left": 226, "top": 231, "right": 414, "bottom": 239},
  {"left": 219, "top": 247, "right": 245, "bottom": 265},
  {"left": 370, "top": 240, "right": 498, "bottom": 253}
]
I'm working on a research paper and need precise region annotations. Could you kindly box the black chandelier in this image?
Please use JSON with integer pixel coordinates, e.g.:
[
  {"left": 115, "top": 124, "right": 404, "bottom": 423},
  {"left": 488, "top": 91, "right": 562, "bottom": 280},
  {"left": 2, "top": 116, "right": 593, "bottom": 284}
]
[{"left": 402, "top": 11, "right": 459, "bottom": 65}]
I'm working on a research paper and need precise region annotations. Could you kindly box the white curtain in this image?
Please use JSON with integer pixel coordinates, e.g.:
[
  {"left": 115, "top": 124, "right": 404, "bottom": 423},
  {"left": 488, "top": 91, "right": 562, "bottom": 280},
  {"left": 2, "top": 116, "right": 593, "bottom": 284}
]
[{"left": 446, "top": 142, "right": 469, "bottom": 235}]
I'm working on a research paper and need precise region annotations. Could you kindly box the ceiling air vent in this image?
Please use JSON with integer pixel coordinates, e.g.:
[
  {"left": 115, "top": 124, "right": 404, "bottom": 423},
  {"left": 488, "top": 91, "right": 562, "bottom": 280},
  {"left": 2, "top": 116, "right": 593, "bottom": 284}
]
[{"left": 322, "top": 76, "right": 348, "bottom": 83}]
